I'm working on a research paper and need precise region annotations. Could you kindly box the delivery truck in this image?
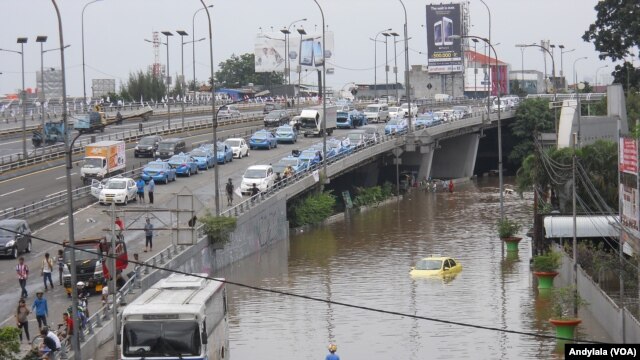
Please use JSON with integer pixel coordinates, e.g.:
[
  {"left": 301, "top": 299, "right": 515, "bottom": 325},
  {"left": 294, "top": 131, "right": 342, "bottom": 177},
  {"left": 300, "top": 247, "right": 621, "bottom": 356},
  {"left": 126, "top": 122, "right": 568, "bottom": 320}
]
[
  {"left": 80, "top": 140, "right": 126, "bottom": 184},
  {"left": 299, "top": 105, "right": 337, "bottom": 137}
]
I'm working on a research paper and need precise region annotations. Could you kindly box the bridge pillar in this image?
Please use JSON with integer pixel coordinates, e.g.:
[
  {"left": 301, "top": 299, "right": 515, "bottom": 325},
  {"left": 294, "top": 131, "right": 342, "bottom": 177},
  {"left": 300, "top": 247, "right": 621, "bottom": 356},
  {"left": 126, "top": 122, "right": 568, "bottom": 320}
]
[
  {"left": 402, "top": 144, "right": 435, "bottom": 181},
  {"left": 430, "top": 133, "right": 480, "bottom": 179}
]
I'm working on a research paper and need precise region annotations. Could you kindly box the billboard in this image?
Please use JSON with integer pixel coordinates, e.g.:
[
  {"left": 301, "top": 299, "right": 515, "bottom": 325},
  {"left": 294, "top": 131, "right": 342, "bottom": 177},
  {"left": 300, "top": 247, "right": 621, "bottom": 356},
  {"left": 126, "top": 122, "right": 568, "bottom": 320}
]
[
  {"left": 620, "top": 137, "right": 640, "bottom": 237},
  {"left": 255, "top": 33, "right": 286, "bottom": 73},
  {"left": 464, "top": 66, "right": 490, "bottom": 92},
  {"left": 294, "top": 31, "right": 334, "bottom": 69},
  {"left": 425, "top": 3, "right": 463, "bottom": 73}
]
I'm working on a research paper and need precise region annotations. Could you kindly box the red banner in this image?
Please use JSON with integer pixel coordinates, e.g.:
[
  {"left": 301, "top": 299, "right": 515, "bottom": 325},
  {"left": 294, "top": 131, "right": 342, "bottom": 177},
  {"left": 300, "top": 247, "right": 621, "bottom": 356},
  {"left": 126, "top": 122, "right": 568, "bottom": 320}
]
[{"left": 620, "top": 138, "right": 637, "bottom": 174}]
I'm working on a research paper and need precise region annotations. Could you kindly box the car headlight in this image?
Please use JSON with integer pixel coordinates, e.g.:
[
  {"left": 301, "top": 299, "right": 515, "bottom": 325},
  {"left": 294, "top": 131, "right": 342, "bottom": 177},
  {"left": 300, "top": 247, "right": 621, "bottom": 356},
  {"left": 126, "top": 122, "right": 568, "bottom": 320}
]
[
  {"left": 5, "top": 240, "right": 15, "bottom": 247},
  {"left": 134, "top": 146, "right": 139, "bottom": 150}
]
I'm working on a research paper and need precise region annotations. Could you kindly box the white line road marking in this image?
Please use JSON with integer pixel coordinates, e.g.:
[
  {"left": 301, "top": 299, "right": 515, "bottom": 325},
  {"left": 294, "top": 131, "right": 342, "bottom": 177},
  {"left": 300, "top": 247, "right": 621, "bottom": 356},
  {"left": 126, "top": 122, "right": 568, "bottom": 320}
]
[
  {"left": 0, "top": 188, "right": 24, "bottom": 197},
  {"left": 55, "top": 172, "right": 77, "bottom": 180}
]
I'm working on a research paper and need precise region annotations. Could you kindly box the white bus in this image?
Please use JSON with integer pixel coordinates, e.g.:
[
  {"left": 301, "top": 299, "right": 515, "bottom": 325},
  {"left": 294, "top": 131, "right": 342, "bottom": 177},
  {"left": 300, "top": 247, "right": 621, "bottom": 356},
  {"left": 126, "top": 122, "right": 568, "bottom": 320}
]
[{"left": 120, "top": 273, "right": 229, "bottom": 360}]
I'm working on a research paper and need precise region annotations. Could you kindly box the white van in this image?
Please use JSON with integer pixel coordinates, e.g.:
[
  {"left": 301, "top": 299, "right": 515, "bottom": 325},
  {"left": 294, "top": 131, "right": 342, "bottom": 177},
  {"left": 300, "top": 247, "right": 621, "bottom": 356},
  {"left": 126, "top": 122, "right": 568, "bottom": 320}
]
[
  {"left": 363, "top": 104, "right": 390, "bottom": 123},
  {"left": 434, "top": 93, "right": 452, "bottom": 102}
]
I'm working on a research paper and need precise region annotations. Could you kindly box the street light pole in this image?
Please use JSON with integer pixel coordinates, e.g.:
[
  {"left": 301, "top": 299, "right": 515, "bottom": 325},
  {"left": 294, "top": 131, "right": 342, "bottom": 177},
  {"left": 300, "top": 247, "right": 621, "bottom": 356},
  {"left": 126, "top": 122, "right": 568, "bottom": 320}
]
[
  {"left": 1, "top": 40, "right": 29, "bottom": 158},
  {"left": 560, "top": 46, "right": 575, "bottom": 85},
  {"left": 282, "top": 18, "right": 307, "bottom": 89},
  {"left": 595, "top": 64, "right": 609, "bottom": 91},
  {"left": 161, "top": 31, "right": 173, "bottom": 128},
  {"left": 573, "top": 56, "right": 588, "bottom": 147},
  {"left": 200, "top": 0, "right": 219, "bottom": 214},
  {"left": 390, "top": 32, "right": 400, "bottom": 101},
  {"left": 296, "top": 28, "right": 307, "bottom": 112},
  {"left": 399, "top": 0, "right": 412, "bottom": 132},
  {"left": 192, "top": 5, "right": 213, "bottom": 96},
  {"left": 383, "top": 32, "right": 391, "bottom": 100},
  {"left": 177, "top": 30, "right": 188, "bottom": 129},
  {"left": 373, "top": 28, "right": 391, "bottom": 100},
  {"left": 36, "top": 36, "right": 47, "bottom": 129},
  {"left": 479, "top": 0, "right": 491, "bottom": 113},
  {"left": 312, "top": 0, "right": 328, "bottom": 183},
  {"left": 82, "top": 0, "right": 103, "bottom": 110},
  {"left": 51, "top": 1, "right": 81, "bottom": 359}
]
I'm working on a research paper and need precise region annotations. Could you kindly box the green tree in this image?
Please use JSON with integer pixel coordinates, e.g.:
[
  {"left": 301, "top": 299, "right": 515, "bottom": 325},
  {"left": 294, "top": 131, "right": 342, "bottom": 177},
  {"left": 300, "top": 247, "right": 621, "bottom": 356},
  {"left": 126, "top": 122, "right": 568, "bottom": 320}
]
[
  {"left": 215, "top": 53, "right": 284, "bottom": 88},
  {"left": 582, "top": 0, "right": 640, "bottom": 61},
  {"left": 508, "top": 98, "right": 555, "bottom": 166},
  {"left": 120, "top": 71, "right": 167, "bottom": 103},
  {"left": 579, "top": 81, "right": 593, "bottom": 94},
  {"left": 612, "top": 62, "right": 640, "bottom": 93},
  {"left": 0, "top": 327, "right": 20, "bottom": 360},
  {"left": 510, "top": 80, "right": 528, "bottom": 97}
]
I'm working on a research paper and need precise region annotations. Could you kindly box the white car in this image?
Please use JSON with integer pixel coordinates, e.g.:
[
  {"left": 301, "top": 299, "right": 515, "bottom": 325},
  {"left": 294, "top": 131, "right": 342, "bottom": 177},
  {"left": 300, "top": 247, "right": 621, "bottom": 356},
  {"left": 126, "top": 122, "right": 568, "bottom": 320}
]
[
  {"left": 400, "top": 103, "right": 418, "bottom": 117},
  {"left": 92, "top": 177, "right": 138, "bottom": 205},
  {"left": 241, "top": 165, "right": 275, "bottom": 195},
  {"left": 224, "top": 138, "right": 249, "bottom": 158},
  {"left": 388, "top": 107, "right": 401, "bottom": 118},
  {"left": 217, "top": 105, "right": 241, "bottom": 119}
]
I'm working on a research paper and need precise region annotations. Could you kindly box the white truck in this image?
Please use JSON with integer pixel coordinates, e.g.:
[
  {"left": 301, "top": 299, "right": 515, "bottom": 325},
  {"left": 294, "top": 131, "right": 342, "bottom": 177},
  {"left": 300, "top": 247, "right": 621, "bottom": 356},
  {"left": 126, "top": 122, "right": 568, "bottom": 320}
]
[
  {"left": 81, "top": 140, "right": 126, "bottom": 185},
  {"left": 299, "top": 105, "right": 337, "bottom": 137}
]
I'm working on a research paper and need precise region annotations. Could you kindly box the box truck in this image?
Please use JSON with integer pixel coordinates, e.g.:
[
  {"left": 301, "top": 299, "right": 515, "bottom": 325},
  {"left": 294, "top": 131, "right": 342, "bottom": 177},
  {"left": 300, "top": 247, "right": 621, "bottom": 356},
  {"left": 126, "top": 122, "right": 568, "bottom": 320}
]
[
  {"left": 81, "top": 140, "right": 126, "bottom": 184},
  {"left": 299, "top": 105, "right": 337, "bottom": 137}
]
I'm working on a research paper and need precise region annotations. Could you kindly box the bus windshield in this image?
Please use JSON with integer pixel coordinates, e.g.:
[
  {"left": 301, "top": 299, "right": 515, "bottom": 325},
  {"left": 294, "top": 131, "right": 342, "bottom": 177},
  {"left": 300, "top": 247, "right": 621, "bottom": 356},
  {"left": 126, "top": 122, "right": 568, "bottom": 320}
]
[{"left": 122, "top": 321, "right": 201, "bottom": 357}]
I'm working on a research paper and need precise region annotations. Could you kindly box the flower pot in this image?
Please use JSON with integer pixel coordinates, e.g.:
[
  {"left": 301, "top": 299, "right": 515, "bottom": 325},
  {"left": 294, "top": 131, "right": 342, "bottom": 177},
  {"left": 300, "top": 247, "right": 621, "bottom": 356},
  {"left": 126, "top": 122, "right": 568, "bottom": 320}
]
[
  {"left": 501, "top": 236, "right": 522, "bottom": 252},
  {"left": 533, "top": 271, "right": 558, "bottom": 289},
  {"left": 549, "top": 318, "right": 581, "bottom": 340}
]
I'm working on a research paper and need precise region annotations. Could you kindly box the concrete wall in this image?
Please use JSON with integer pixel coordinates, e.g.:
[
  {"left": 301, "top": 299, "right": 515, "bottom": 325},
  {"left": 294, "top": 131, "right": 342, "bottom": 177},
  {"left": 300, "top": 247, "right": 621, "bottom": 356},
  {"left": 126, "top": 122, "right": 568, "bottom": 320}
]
[
  {"left": 410, "top": 65, "right": 465, "bottom": 99},
  {"left": 429, "top": 133, "right": 480, "bottom": 179}
]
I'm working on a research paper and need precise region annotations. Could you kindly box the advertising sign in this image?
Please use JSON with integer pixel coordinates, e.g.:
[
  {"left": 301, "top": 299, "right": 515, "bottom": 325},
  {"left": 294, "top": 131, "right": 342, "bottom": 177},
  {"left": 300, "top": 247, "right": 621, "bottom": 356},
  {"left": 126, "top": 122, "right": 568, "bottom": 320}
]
[
  {"left": 294, "top": 31, "right": 334, "bottom": 69},
  {"left": 620, "top": 137, "right": 638, "bottom": 174},
  {"left": 254, "top": 33, "right": 286, "bottom": 73},
  {"left": 425, "top": 3, "right": 463, "bottom": 73},
  {"left": 620, "top": 137, "right": 640, "bottom": 243},
  {"left": 464, "top": 67, "right": 490, "bottom": 92},
  {"left": 256, "top": 31, "right": 334, "bottom": 72}
]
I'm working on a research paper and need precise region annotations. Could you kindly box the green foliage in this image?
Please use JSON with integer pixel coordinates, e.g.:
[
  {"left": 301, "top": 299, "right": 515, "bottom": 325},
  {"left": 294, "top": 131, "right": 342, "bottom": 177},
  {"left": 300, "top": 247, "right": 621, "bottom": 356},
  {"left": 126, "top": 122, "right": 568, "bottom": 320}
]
[
  {"left": 509, "top": 98, "right": 555, "bottom": 166},
  {"left": 290, "top": 191, "right": 336, "bottom": 227},
  {"left": 199, "top": 212, "right": 237, "bottom": 245},
  {"left": 575, "top": 242, "right": 639, "bottom": 293},
  {"left": 551, "top": 285, "right": 588, "bottom": 320},
  {"left": 119, "top": 70, "right": 167, "bottom": 103},
  {"left": 496, "top": 218, "right": 521, "bottom": 238},
  {"left": 352, "top": 183, "right": 394, "bottom": 207},
  {"left": 0, "top": 326, "right": 20, "bottom": 360},
  {"left": 532, "top": 251, "right": 562, "bottom": 272},
  {"left": 215, "top": 53, "right": 284, "bottom": 88},
  {"left": 578, "top": 81, "right": 593, "bottom": 94},
  {"left": 510, "top": 80, "right": 528, "bottom": 97},
  {"left": 582, "top": 0, "right": 639, "bottom": 61}
]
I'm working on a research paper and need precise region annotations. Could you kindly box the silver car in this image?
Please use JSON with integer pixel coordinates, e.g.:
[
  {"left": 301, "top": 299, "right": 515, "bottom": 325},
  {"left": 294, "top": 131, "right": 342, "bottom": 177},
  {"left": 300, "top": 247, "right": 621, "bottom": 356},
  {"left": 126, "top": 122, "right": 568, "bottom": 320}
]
[{"left": 0, "top": 219, "right": 32, "bottom": 258}]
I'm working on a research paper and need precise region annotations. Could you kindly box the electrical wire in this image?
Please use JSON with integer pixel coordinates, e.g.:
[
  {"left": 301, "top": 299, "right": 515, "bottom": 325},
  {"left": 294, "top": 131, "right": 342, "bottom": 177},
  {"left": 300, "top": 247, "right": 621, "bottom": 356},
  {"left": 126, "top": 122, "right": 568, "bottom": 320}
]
[{"left": 0, "top": 226, "right": 606, "bottom": 345}]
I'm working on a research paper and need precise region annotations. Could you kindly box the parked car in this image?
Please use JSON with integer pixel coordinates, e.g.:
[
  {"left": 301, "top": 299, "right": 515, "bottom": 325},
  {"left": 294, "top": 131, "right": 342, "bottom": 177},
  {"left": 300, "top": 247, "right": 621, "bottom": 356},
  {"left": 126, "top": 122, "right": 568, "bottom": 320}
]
[
  {"left": 275, "top": 125, "right": 298, "bottom": 143},
  {"left": 216, "top": 142, "right": 234, "bottom": 164},
  {"left": 345, "top": 129, "right": 368, "bottom": 148},
  {"left": 217, "top": 105, "right": 241, "bottom": 119},
  {"left": 326, "top": 138, "right": 352, "bottom": 157},
  {"left": 167, "top": 153, "right": 199, "bottom": 177},
  {"left": 410, "top": 256, "right": 462, "bottom": 277},
  {"left": 249, "top": 130, "right": 278, "bottom": 150},
  {"left": 452, "top": 105, "right": 473, "bottom": 118},
  {"left": 298, "top": 149, "right": 324, "bottom": 168},
  {"left": 141, "top": 160, "right": 177, "bottom": 184},
  {"left": 336, "top": 111, "right": 367, "bottom": 129},
  {"left": 93, "top": 176, "right": 138, "bottom": 205},
  {"left": 241, "top": 165, "right": 275, "bottom": 195},
  {"left": 189, "top": 147, "right": 216, "bottom": 170},
  {"left": 388, "top": 106, "right": 401, "bottom": 119},
  {"left": 263, "top": 102, "right": 282, "bottom": 114},
  {"left": 155, "top": 138, "right": 187, "bottom": 159},
  {"left": 360, "top": 125, "right": 380, "bottom": 144},
  {"left": 275, "top": 156, "right": 306, "bottom": 174},
  {"left": 400, "top": 103, "right": 418, "bottom": 117},
  {"left": 134, "top": 135, "right": 163, "bottom": 158},
  {"left": 264, "top": 110, "right": 290, "bottom": 127},
  {"left": 224, "top": 138, "right": 249, "bottom": 158},
  {"left": 415, "top": 113, "right": 443, "bottom": 128},
  {"left": 363, "top": 104, "right": 390, "bottom": 123},
  {"left": 0, "top": 219, "right": 32, "bottom": 258},
  {"left": 385, "top": 118, "right": 408, "bottom": 135}
]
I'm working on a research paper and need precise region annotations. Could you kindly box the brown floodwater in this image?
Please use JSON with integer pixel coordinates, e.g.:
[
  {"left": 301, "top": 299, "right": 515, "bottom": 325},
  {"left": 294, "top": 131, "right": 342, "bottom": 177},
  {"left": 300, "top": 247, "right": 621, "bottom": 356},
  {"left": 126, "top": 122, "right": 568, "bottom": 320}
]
[{"left": 217, "top": 177, "right": 609, "bottom": 359}]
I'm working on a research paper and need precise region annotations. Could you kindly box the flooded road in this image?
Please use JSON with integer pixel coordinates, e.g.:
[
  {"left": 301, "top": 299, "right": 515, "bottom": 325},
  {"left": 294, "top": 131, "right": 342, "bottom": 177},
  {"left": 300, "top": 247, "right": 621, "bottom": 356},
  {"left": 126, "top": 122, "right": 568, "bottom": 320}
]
[{"left": 218, "top": 178, "right": 608, "bottom": 359}]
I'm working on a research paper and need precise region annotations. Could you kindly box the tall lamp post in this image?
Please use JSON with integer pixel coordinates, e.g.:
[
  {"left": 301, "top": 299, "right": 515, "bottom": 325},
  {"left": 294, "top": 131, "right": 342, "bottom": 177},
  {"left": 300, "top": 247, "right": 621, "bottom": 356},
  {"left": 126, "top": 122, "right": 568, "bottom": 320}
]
[
  {"left": 453, "top": 34, "right": 502, "bottom": 220},
  {"left": 1, "top": 38, "right": 28, "bottom": 158},
  {"left": 161, "top": 31, "right": 174, "bottom": 127},
  {"left": 36, "top": 36, "right": 48, "bottom": 129},
  {"left": 177, "top": 30, "right": 189, "bottom": 128},
  {"left": 390, "top": 32, "right": 400, "bottom": 101},
  {"left": 281, "top": 18, "right": 307, "bottom": 88},
  {"left": 81, "top": 0, "right": 103, "bottom": 110},
  {"left": 516, "top": 43, "right": 556, "bottom": 95},
  {"left": 192, "top": 4, "right": 213, "bottom": 96},
  {"left": 51, "top": 1, "right": 81, "bottom": 358},
  {"left": 560, "top": 46, "right": 575, "bottom": 86},
  {"left": 398, "top": 0, "right": 412, "bottom": 132},
  {"left": 479, "top": 0, "right": 491, "bottom": 114},
  {"left": 372, "top": 28, "right": 391, "bottom": 100},
  {"left": 595, "top": 64, "right": 609, "bottom": 91},
  {"left": 573, "top": 56, "right": 588, "bottom": 147},
  {"left": 296, "top": 27, "right": 307, "bottom": 112},
  {"left": 382, "top": 32, "right": 391, "bottom": 99},
  {"left": 312, "top": 0, "right": 328, "bottom": 183},
  {"left": 199, "top": 0, "right": 219, "bottom": 214}
]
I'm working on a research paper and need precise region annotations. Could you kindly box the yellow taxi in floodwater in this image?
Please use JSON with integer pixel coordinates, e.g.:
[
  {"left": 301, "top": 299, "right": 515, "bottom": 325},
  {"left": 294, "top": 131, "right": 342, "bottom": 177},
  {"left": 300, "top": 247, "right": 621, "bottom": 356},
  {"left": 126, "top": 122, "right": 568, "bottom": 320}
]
[{"left": 410, "top": 256, "right": 463, "bottom": 277}]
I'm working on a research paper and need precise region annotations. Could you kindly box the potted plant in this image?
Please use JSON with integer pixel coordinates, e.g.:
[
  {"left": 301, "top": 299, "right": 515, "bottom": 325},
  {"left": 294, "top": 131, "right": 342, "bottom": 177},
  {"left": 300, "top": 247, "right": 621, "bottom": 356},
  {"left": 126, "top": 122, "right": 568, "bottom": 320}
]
[
  {"left": 532, "top": 251, "right": 561, "bottom": 289},
  {"left": 497, "top": 218, "right": 522, "bottom": 251},
  {"left": 199, "top": 212, "right": 237, "bottom": 250},
  {"left": 549, "top": 285, "right": 588, "bottom": 340}
]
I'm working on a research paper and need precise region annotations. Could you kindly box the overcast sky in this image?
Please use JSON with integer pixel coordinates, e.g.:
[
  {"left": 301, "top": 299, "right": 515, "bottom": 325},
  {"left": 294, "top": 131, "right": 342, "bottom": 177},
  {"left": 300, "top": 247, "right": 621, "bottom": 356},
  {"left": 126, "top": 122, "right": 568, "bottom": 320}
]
[{"left": 0, "top": 0, "right": 623, "bottom": 97}]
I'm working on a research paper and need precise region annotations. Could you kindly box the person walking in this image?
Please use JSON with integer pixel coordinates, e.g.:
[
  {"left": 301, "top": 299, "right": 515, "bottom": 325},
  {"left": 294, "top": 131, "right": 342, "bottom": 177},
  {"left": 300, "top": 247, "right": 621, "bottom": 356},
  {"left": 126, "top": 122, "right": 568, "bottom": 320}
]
[
  {"left": 225, "top": 178, "right": 234, "bottom": 206},
  {"left": 16, "top": 256, "right": 29, "bottom": 298},
  {"left": 144, "top": 218, "right": 154, "bottom": 252},
  {"left": 56, "top": 249, "right": 64, "bottom": 286},
  {"left": 32, "top": 290, "right": 48, "bottom": 328},
  {"left": 15, "top": 299, "right": 30, "bottom": 342},
  {"left": 41, "top": 253, "right": 54, "bottom": 291},
  {"left": 136, "top": 178, "right": 145, "bottom": 203},
  {"left": 448, "top": 179, "right": 454, "bottom": 193},
  {"left": 326, "top": 343, "right": 340, "bottom": 360},
  {"left": 148, "top": 178, "right": 155, "bottom": 204}
]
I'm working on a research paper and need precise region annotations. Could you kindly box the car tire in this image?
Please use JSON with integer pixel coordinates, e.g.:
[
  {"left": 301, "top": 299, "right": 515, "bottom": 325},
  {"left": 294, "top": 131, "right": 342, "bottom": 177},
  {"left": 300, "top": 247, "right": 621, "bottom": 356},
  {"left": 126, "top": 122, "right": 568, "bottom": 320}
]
[
  {"left": 124, "top": 196, "right": 128, "bottom": 204},
  {"left": 165, "top": 177, "right": 169, "bottom": 184},
  {"left": 187, "top": 170, "right": 191, "bottom": 177},
  {"left": 246, "top": 151, "right": 249, "bottom": 158},
  {"left": 26, "top": 240, "right": 32, "bottom": 253},
  {"left": 12, "top": 247, "right": 18, "bottom": 259}
]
